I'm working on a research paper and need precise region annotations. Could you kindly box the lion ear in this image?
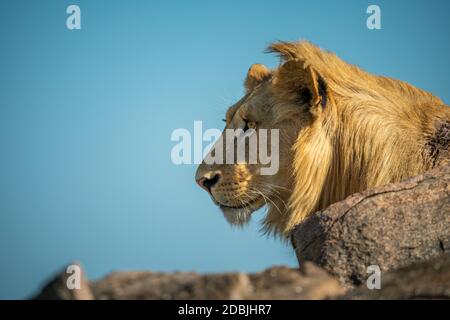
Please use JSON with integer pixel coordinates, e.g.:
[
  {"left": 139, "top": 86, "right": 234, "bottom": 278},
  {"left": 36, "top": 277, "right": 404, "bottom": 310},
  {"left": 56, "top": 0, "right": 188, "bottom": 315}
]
[
  {"left": 272, "top": 59, "right": 327, "bottom": 116},
  {"left": 244, "top": 64, "right": 271, "bottom": 92}
]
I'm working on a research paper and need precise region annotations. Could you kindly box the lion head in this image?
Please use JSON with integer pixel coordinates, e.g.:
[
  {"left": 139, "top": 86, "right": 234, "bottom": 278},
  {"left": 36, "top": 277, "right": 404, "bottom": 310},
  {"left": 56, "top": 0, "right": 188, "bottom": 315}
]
[{"left": 196, "top": 41, "right": 449, "bottom": 237}]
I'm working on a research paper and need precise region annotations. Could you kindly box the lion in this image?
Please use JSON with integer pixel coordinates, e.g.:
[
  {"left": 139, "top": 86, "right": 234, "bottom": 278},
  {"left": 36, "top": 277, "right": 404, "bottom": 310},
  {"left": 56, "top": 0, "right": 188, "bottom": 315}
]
[{"left": 195, "top": 41, "right": 450, "bottom": 238}]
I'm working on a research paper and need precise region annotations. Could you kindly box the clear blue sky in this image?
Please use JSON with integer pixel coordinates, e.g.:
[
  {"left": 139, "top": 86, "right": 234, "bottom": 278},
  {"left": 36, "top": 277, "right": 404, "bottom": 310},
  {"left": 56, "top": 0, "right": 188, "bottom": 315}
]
[{"left": 0, "top": 0, "right": 449, "bottom": 299}]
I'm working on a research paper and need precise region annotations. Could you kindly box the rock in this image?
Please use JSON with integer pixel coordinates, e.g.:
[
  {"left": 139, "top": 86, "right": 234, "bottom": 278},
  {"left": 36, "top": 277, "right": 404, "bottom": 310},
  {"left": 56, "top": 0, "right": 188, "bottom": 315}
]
[
  {"left": 247, "top": 262, "right": 345, "bottom": 300},
  {"left": 33, "top": 262, "right": 93, "bottom": 300},
  {"left": 32, "top": 256, "right": 450, "bottom": 300},
  {"left": 345, "top": 254, "right": 450, "bottom": 299},
  {"left": 90, "top": 263, "right": 345, "bottom": 300},
  {"left": 292, "top": 162, "right": 450, "bottom": 286},
  {"left": 32, "top": 263, "right": 345, "bottom": 300}
]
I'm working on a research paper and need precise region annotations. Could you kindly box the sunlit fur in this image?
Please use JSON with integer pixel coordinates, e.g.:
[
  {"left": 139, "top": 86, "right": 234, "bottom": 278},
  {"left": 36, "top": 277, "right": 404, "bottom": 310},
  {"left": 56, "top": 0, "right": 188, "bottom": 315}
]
[
  {"left": 269, "top": 41, "right": 450, "bottom": 235},
  {"left": 197, "top": 41, "right": 450, "bottom": 238}
]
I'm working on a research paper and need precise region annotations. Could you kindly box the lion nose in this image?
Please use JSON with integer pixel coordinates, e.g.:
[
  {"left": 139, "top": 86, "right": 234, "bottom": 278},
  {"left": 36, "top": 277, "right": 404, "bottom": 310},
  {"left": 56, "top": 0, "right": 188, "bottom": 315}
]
[{"left": 196, "top": 171, "right": 221, "bottom": 194}]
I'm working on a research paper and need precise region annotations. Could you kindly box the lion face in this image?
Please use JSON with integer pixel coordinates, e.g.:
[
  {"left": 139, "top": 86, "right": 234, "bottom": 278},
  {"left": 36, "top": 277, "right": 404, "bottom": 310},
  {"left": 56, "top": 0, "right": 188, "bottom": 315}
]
[{"left": 195, "top": 63, "right": 314, "bottom": 229}]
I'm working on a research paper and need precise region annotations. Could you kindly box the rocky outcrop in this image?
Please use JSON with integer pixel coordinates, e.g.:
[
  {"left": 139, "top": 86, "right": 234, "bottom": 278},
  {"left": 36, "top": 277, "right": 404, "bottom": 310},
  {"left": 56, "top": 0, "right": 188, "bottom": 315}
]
[
  {"left": 33, "top": 254, "right": 450, "bottom": 300},
  {"left": 292, "top": 162, "right": 450, "bottom": 286},
  {"left": 33, "top": 262, "right": 93, "bottom": 300},
  {"left": 92, "top": 262, "right": 345, "bottom": 300},
  {"left": 343, "top": 254, "right": 450, "bottom": 299},
  {"left": 33, "top": 263, "right": 345, "bottom": 300}
]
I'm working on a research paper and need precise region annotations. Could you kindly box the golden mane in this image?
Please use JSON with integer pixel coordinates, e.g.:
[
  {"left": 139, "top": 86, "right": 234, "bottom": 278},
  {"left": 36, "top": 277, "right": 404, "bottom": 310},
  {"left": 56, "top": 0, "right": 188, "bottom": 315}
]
[{"left": 265, "top": 41, "right": 449, "bottom": 234}]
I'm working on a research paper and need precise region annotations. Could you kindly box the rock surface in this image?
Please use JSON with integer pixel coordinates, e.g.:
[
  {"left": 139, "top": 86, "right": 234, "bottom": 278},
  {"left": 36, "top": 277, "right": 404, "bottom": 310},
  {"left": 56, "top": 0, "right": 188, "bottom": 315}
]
[
  {"left": 33, "top": 262, "right": 93, "bottom": 300},
  {"left": 344, "top": 254, "right": 450, "bottom": 299},
  {"left": 33, "top": 254, "right": 450, "bottom": 300},
  {"left": 292, "top": 162, "right": 450, "bottom": 286},
  {"left": 33, "top": 263, "right": 345, "bottom": 300}
]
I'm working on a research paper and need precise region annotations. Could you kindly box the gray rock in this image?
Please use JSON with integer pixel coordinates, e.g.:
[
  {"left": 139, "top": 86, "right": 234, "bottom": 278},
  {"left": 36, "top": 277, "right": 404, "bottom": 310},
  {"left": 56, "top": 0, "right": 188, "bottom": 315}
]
[
  {"left": 90, "top": 263, "right": 345, "bottom": 300},
  {"left": 33, "top": 262, "right": 93, "bottom": 300},
  {"left": 292, "top": 162, "right": 450, "bottom": 286},
  {"left": 345, "top": 254, "right": 450, "bottom": 299},
  {"left": 32, "top": 255, "right": 450, "bottom": 300},
  {"left": 32, "top": 263, "right": 345, "bottom": 300}
]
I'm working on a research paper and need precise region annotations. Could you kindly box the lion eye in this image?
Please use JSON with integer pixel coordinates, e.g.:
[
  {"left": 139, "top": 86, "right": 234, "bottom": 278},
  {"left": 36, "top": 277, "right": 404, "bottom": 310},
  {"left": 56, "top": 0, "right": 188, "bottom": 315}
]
[
  {"left": 248, "top": 121, "right": 257, "bottom": 130},
  {"left": 243, "top": 120, "right": 257, "bottom": 132}
]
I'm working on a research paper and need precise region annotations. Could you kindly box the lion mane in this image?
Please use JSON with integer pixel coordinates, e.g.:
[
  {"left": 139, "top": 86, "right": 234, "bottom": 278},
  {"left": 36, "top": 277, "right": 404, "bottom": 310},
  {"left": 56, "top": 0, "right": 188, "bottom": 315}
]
[{"left": 265, "top": 41, "right": 450, "bottom": 235}]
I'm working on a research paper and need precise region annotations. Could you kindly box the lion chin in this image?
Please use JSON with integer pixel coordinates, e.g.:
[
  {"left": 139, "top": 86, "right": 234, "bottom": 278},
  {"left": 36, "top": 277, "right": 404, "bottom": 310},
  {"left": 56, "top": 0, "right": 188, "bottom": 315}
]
[{"left": 219, "top": 197, "right": 266, "bottom": 226}]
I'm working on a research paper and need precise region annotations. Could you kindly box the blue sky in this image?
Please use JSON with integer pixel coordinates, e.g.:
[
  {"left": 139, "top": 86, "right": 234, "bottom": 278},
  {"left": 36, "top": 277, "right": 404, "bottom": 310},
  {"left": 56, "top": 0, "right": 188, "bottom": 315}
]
[{"left": 0, "top": 0, "right": 449, "bottom": 299}]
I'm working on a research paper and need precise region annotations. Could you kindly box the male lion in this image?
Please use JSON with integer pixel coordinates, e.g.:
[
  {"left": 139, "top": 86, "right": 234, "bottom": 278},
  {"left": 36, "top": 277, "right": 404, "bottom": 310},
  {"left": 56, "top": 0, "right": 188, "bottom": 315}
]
[{"left": 196, "top": 41, "right": 450, "bottom": 237}]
